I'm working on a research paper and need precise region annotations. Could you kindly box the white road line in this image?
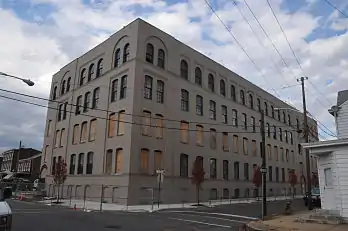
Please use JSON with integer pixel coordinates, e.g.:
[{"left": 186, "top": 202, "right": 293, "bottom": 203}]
[
  {"left": 182, "top": 213, "right": 248, "bottom": 224},
  {"left": 164, "top": 210, "right": 258, "bottom": 220},
  {"left": 169, "top": 217, "right": 232, "bottom": 228}
]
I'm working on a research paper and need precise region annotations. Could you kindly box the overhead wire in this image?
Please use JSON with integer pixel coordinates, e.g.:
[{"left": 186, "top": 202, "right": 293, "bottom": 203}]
[{"left": 322, "top": 0, "right": 348, "bottom": 18}]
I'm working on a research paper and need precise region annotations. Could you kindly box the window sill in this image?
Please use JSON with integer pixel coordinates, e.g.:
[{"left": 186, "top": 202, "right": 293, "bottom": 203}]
[
  {"left": 196, "top": 144, "right": 204, "bottom": 147},
  {"left": 117, "top": 133, "right": 124, "bottom": 136},
  {"left": 223, "top": 149, "right": 229, "bottom": 152},
  {"left": 142, "top": 133, "right": 151, "bottom": 137},
  {"left": 180, "top": 141, "right": 189, "bottom": 144}
]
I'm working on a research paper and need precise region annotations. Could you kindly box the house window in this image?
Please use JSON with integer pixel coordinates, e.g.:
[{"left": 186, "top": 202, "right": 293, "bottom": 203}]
[
  {"left": 154, "top": 150, "right": 163, "bottom": 172},
  {"left": 117, "top": 111, "right": 125, "bottom": 135},
  {"left": 83, "top": 92, "right": 91, "bottom": 112},
  {"left": 249, "top": 94, "right": 254, "bottom": 109},
  {"left": 123, "top": 43, "right": 130, "bottom": 63},
  {"left": 257, "top": 98, "right": 261, "bottom": 111},
  {"left": 222, "top": 132, "right": 229, "bottom": 151},
  {"left": 89, "top": 119, "right": 97, "bottom": 141},
  {"left": 115, "top": 148, "right": 122, "bottom": 173},
  {"left": 120, "top": 75, "right": 127, "bottom": 99},
  {"left": 240, "top": 90, "right": 245, "bottom": 105},
  {"left": 86, "top": 152, "right": 93, "bottom": 174},
  {"left": 252, "top": 140, "right": 257, "bottom": 156},
  {"left": 80, "top": 68, "right": 86, "bottom": 86},
  {"left": 63, "top": 102, "right": 68, "bottom": 120},
  {"left": 92, "top": 87, "right": 100, "bottom": 109},
  {"left": 281, "top": 168, "right": 285, "bottom": 182},
  {"left": 55, "top": 130, "right": 60, "bottom": 148},
  {"left": 234, "top": 162, "right": 239, "bottom": 180},
  {"left": 180, "top": 121, "right": 189, "bottom": 143},
  {"left": 69, "top": 154, "right": 76, "bottom": 175},
  {"left": 195, "top": 67, "right": 202, "bottom": 85},
  {"left": 180, "top": 60, "right": 188, "bottom": 79},
  {"left": 208, "top": 74, "right": 214, "bottom": 92},
  {"left": 244, "top": 163, "right": 249, "bottom": 180},
  {"left": 144, "top": 75, "right": 153, "bottom": 100},
  {"left": 80, "top": 121, "right": 88, "bottom": 143},
  {"left": 233, "top": 135, "right": 238, "bottom": 153},
  {"left": 251, "top": 116, "right": 256, "bottom": 132},
  {"left": 105, "top": 149, "right": 112, "bottom": 174},
  {"left": 296, "top": 118, "right": 300, "bottom": 130},
  {"left": 223, "top": 160, "right": 229, "bottom": 180},
  {"left": 157, "top": 49, "right": 165, "bottom": 68},
  {"left": 196, "top": 125, "right": 203, "bottom": 146},
  {"left": 58, "top": 104, "right": 63, "bottom": 121},
  {"left": 140, "top": 149, "right": 149, "bottom": 174},
  {"left": 264, "top": 102, "right": 268, "bottom": 115},
  {"left": 114, "top": 48, "right": 121, "bottom": 67},
  {"left": 277, "top": 110, "right": 281, "bottom": 121},
  {"left": 146, "top": 43, "right": 154, "bottom": 63},
  {"left": 209, "top": 100, "right": 216, "bottom": 120},
  {"left": 156, "top": 80, "right": 164, "bottom": 103},
  {"left": 72, "top": 124, "right": 79, "bottom": 144},
  {"left": 243, "top": 138, "right": 248, "bottom": 155},
  {"left": 271, "top": 106, "right": 274, "bottom": 118},
  {"left": 220, "top": 79, "right": 226, "bottom": 96},
  {"left": 286, "top": 149, "right": 289, "bottom": 162},
  {"left": 210, "top": 158, "right": 217, "bottom": 179},
  {"left": 52, "top": 157, "right": 57, "bottom": 175},
  {"left": 242, "top": 113, "right": 247, "bottom": 130},
  {"left": 283, "top": 111, "right": 286, "bottom": 123},
  {"left": 288, "top": 115, "right": 291, "bottom": 126},
  {"left": 60, "top": 128, "right": 65, "bottom": 147},
  {"left": 180, "top": 154, "right": 188, "bottom": 177},
  {"left": 232, "top": 109, "right": 238, "bottom": 127},
  {"left": 280, "top": 147, "right": 284, "bottom": 162},
  {"left": 88, "top": 63, "right": 94, "bottom": 82},
  {"left": 108, "top": 113, "right": 116, "bottom": 138},
  {"left": 61, "top": 80, "right": 66, "bottom": 95},
  {"left": 142, "top": 111, "right": 151, "bottom": 136},
  {"left": 96, "top": 58, "right": 103, "bottom": 77},
  {"left": 285, "top": 130, "right": 288, "bottom": 143},
  {"left": 231, "top": 85, "right": 236, "bottom": 101},
  {"left": 210, "top": 128, "right": 216, "bottom": 149},
  {"left": 290, "top": 132, "right": 293, "bottom": 144},
  {"left": 154, "top": 114, "right": 164, "bottom": 139},
  {"left": 196, "top": 95, "right": 203, "bottom": 116},
  {"left": 111, "top": 79, "right": 118, "bottom": 102},
  {"left": 324, "top": 168, "right": 333, "bottom": 187},
  {"left": 266, "top": 123, "right": 270, "bottom": 137},
  {"left": 77, "top": 153, "right": 84, "bottom": 174},
  {"left": 291, "top": 150, "right": 294, "bottom": 163},
  {"left": 221, "top": 105, "right": 227, "bottom": 124},
  {"left": 181, "top": 89, "right": 189, "bottom": 111}
]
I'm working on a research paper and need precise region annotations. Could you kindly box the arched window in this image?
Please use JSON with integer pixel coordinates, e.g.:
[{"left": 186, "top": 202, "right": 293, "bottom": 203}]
[
  {"left": 240, "top": 90, "right": 245, "bottom": 105},
  {"left": 86, "top": 152, "right": 93, "bottom": 174},
  {"left": 145, "top": 43, "right": 154, "bottom": 63},
  {"left": 220, "top": 79, "right": 226, "bottom": 96},
  {"left": 52, "top": 86, "right": 57, "bottom": 100},
  {"left": 61, "top": 80, "right": 66, "bottom": 95},
  {"left": 83, "top": 92, "right": 91, "bottom": 112},
  {"left": 114, "top": 48, "right": 121, "bottom": 67},
  {"left": 249, "top": 94, "right": 253, "bottom": 109},
  {"left": 105, "top": 149, "right": 112, "bottom": 174},
  {"left": 123, "top": 43, "right": 130, "bottom": 63},
  {"left": 120, "top": 75, "right": 127, "bottom": 99},
  {"left": 271, "top": 105, "right": 274, "bottom": 118},
  {"left": 66, "top": 77, "right": 71, "bottom": 92},
  {"left": 92, "top": 87, "right": 100, "bottom": 109},
  {"left": 195, "top": 67, "right": 202, "bottom": 85},
  {"left": 88, "top": 63, "right": 94, "bottom": 82},
  {"left": 208, "top": 74, "right": 214, "bottom": 92},
  {"left": 288, "top": 115, "right": 291, "bottom": 126},
  {"left": 96, "top": 58, "right": 103, "bottom": 77},
  {"left": 257, "top": 98, "right": 261, "bottom": 111},
  {"left": 157, "top": 49, "right": 165, "bottom": 68},
  {"left": 264, "top": 102, "right": 268, "bottom": 115},
  {"left": 80, "top": 68, "right": 86, "bottom": 86},
  {"left": 180, "top": 60, "right": 188, "bottom": 79},
  {"left": 77, "top": 153, "right": 84, "bottom": 174},
  {"left": 69, "top": 154, "right": 76, "bottom": 175},
  {"left": 283, "top": 111, "right": 286, "bottom": 123}
]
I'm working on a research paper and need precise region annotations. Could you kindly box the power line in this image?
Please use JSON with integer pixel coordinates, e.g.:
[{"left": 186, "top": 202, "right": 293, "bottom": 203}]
[
  {"left": 323, "top": 0, "right": 348, "bottom": 18},
  {"left": 203, "top": 0, "right": 281, "bottom": 98}
]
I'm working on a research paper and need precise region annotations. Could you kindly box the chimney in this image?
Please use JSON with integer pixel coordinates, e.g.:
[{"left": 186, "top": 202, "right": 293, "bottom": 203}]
[{"left": 329, "top": 90, "right": 348, "bottom": 139}]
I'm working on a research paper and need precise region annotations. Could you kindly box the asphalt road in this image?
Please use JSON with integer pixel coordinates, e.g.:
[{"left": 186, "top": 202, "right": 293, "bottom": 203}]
[{"left": 8, "top": 198, "right": 307, "bottom": 231}]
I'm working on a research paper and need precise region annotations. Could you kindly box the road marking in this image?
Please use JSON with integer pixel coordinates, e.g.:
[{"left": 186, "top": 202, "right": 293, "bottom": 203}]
[
  {"left": 164, "top": 211, "right": 258, "bottom": 220},
  {"left": 168, "top": 217, "right": 232, "bottom": 228},
  {"left": 181, "top": 213, "right": 248, "bottom": 224}
]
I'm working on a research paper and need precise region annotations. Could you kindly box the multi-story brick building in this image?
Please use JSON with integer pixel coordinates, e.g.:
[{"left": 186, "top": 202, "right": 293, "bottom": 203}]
[
  {"left": 41, "top": 18, "right": 318, "bottom": 205},
  {"left": 1, "top": 148, "right": 41, "bottom": 173}
]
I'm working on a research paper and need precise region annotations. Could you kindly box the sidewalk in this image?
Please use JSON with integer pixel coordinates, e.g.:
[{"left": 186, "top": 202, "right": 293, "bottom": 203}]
[{"left": 248, "top": 213, "right": 348, "bottom": 231}]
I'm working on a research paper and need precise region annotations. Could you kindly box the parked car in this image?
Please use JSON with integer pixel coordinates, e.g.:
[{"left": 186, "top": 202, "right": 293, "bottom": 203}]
[
  {"left": 303, "top": 187, "right": 321, "bottom": 207},
  {"left": 0, "top": 186, "right": 12, "bottom": 230}
]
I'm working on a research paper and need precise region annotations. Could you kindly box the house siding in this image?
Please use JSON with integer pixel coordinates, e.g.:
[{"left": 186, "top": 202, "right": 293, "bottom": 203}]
[
  {"left": 335, "top": 149, "right": 348, "bottom": 217},
  {"left": 337, "top": 101, "right": 348, "bottom": 139}
]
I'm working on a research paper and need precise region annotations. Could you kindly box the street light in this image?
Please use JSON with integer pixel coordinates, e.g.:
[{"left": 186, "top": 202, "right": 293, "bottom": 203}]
[{"left": 0, "top": 72, "right": 35, "bottom": 86}]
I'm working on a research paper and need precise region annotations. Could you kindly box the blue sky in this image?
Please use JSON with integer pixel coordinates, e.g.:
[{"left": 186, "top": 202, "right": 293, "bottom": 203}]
[{"left": 0, "top": 0, "right": 347, "bottom": 151}]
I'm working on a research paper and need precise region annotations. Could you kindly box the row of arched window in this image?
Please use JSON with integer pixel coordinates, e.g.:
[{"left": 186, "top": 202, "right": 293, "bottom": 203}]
[
  {"left": 145, "top": 43, "right": 165, "bottom": 69},
  {"left": 68, "top": 152, "right": 94, "bottom": 175}
]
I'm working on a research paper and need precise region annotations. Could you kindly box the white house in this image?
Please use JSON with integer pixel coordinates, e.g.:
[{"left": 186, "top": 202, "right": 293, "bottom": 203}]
[{"left": 302, "top": 89, "right": 348, "bottom": 219}]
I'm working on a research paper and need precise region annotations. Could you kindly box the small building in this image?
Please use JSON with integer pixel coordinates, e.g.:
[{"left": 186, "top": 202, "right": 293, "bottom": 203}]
[
  {"left": 302, "top": 89, "right": 348, "bottom": 219},
  {"left": 1, "top": 148, "right": 41, "bottom": 173},
  {"left": 18, "top": 153, "right": 42, "bottom": 181}
]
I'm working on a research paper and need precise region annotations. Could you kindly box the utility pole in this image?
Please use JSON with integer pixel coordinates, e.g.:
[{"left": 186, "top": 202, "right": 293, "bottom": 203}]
[
  {"left": 260, "top": 110, "right": 267, "bottom": 219},
  {"left": 297, "top": 76, "right": 312, "bottom": 210},
  {"left": 15, "top": 140, "right": 22, "bottom": 173}
]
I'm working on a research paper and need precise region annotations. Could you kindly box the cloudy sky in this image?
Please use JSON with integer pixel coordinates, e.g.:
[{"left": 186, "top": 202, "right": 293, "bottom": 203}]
[{"left": 0, "top": 0, "right": 346, "bottom": 152}]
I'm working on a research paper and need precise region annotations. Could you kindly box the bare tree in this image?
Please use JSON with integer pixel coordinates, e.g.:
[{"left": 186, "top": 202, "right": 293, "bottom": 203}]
[
  {"left": 288, "top": 169, "right": 298, "bottom": 198},
  {"left": 53, "top": 159, "right": 67, "bottom": 203},
  {"left": 252, "top": 166, "right": 262, "bottom": 200},
  {"left": 191, "top": 157, "right": 205, "bottom": 206}
]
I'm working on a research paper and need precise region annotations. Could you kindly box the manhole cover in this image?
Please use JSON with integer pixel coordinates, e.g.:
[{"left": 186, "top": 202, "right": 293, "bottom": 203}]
[{"left": 105, "top": 225, "right": 121, "bottom": 229}]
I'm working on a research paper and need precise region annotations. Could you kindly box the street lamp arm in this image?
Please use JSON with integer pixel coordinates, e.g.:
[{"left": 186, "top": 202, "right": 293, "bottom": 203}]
[{"left": 0, "top": 72, "right": 35, "bottom": 86}]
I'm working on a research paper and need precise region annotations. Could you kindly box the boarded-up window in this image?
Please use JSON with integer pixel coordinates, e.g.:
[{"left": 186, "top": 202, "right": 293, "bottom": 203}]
[
  {"left": 196, "top": 125, "right": 203, "bottom": 146},
  {"left": 117, "top": 111, "right": 125, "bottom": 135},
  {"left": 44, "top": 145, "right": 49, "bottom": 162},
  {"left": 55, "top": 130, "right": 61, "bottom": 148},
  {"left": 252, "top": 140, "right": 257, "bottom": 156},
  {"left": 140, "top": 149, "right": 149, "bottom": 174},
  {"left": 80, "top": 122, "right": 87, "bottom": 143},
  {"left": 154, "top": 150, "right": 162, "bottom": 173},
  {"left": 73, "top": 124, "right": 79, "bottom": 144},
  {"left": 115, "top": 148, "right": 122, "bottom": 173},
  {"left": 210, "top": 128, "right": 216, "bottom": 149},
  {"left": 233, "top": 135, "right": 238, "bottom": 153},
  {"left": 180, "top": 121, "right": 189, "bottom": 143},
  {"left": 222, "top": 132, "right": 229, "bottom": 151},
  {"left": 89, "top": 119, "right": 97, "bottom": 141},
  {"left": 46, "top": 120, "right": 52, "bottom": 137},
  {"left": 60, "top": 128, "right": 65, "bottom": 147},
  {"left": 105, "top": 149, "right": 112, "bottom": 174},
  {"left": 274, "top": 146, "right": 278, "bottom": 161},
  {"left": 243, "top": 138, "right": 248, "bottom": 155},
  {"left": 154, "top": 114, "right": 164, "bottom": 138},
  {"left": 142, "top": 111, "right": 151, "bottom": 136},
  {"left": 108, "top": 113, "right": 116, "bottom": 138}
]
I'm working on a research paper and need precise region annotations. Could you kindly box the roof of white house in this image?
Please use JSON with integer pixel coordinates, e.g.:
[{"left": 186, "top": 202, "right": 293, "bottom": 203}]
[
  {"left": 337, "top": 90, "right": 348, "bottom": 106},
  {"left": 302, "top": 138, "right": 348, "bottom": 149}
]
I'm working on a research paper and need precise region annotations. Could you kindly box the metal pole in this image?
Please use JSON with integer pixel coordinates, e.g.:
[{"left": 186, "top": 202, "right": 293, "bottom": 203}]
[
  {"left": 100, "top": 185, "right": 104, "bottom": 212},
  {"left": 260, "top": 110, "right": 267, "bottom": 219},
  {"left": 14, "top": 141, "right": 22, "bottom": 197},
  {"left": 298, "top": 76, "right": 312, "bottom": 210},
  {"left": 157, "top": 174, "right": 161, "bottom": 208}
]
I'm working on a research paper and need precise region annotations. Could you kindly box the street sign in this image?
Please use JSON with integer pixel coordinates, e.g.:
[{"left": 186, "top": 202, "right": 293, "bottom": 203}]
[
  {"left": 260, "top": 168, "right": 267, "bottom": 173},
  {"left": 156, "top": 169, "right": 165, "bottom": 184}
]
